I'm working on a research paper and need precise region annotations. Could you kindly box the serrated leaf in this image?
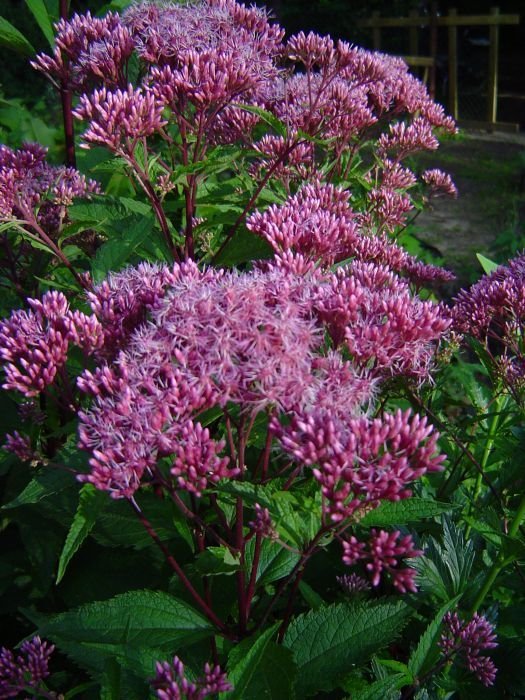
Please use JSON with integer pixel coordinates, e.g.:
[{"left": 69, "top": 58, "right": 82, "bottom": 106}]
[
  {"left": 0, "top": 16, "right": 35, "bottom": 55},
  {"left": 25, "top": 0, "right": 55, "bottom": 46},
  {"left": 225, "top": 641, "right": 296, "bottom": 700},
  {"left": 91, "top": 214, "right": 156, "bottom": 281},
  {"left": 223, "top": 624, "right": 279, "bottom": 699},
  {"left": 2, "top": 468, "right": 76, "bottom": 510},
  {"left": 476, "top": 253, "right": 499, "bottom": 275},
  {"left": 92, "top": 494, "right": 179, "bottom": 549},
  {"left": 193, "top": 546, "right": 241, "bottom": 576},
  {"left": 245, "top": 538, "right": 300, "bottom": 587},
  {"left": 56, "top": 484, "right": 108, "bottom": 583},
  {"left": 408, "top": 596, "right": 460, "bottom": 678},
  {"left": 36, "top": 590, "right": 214, "bottom": 650},
  {"left": 360, "top": 498, "right": 456, "bottom": 527},
  {"left": 283, "top": 600, "right": 412, "bottom": 697},
  {"left": 348, "top": 673, "right": 407, "bottom": 700}
]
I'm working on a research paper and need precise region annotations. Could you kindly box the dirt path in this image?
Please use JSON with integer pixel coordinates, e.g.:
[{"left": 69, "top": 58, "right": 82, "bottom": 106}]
[{"left": 410, "top": 130, "right": 525, "bottom": 292}]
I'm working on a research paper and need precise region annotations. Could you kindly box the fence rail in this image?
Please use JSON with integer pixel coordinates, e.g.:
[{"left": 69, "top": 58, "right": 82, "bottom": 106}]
[{"left": 358, "top": 6, "right": 521, "bottom": 130}]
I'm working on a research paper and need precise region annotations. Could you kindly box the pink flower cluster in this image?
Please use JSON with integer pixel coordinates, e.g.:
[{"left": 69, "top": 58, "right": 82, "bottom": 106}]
[
  {"left": 74, "top": 85, "right": 167, "bottom": 153},
  {"left": 274, "top": 408, "right": 444, "bottom": 522},
  {"left": 0, "top": 290, "right": 102, "bottom": 397},
  {"left": 248, "top": 183, "right": 454, "bottom": 286},
  {"left": 152, "top": 655, "right": 231, "bottom": 700},
  {"left": 32, "top": 12, "right": 134, "bottom": 90},
  {"left": 0, "top": 636, "right": 54, "bottom": 698},
  {"left": 0, "top": 144, "right": 99, "bottom": 232},
  {"left": 3, "top": 431, "right": 36, "bottom": 462},
  {"left": 440, "top": 611, "right": 498, "bottom": 686},
  {"left": 341, "top": 529, "right": 422, "bottom": 592},
  {"left": 315, "top": 262, "right": 451, "bottom": 380},
  {"left": 452, "top": 253, "right": 525, "bottom": 388}
]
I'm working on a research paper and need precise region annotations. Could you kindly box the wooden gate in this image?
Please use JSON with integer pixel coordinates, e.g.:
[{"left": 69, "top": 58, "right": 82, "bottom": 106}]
[{"left": 358, "top": 7, "right": 521, "bottom": 131}]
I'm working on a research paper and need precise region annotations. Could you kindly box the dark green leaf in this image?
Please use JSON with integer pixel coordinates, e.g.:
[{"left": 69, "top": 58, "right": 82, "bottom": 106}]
[
  {"left": 283, "top": 600, "right": 412, "bottom": 697},
  {"left": 91, "top": 214, "right": 156, "bottom": 281},
  {"left": 360, "top": 498, "right": 456, "bottom": 527},
  {"left": 0, "top": 16, "right": 35, "bottom": 55},
  {"left": 407, "top": 596, "right": 460, "bottom": 678},
  {"left": 56, "top": 484, "right": 108, "bottom": 584},
  {"left": 349, "top": 673, "right": 407, "bottom": 700},
  {"left": 245, "top": 539, "right": 300, "bottom": 587},
  {"left": 193, "top": 546, "right": 241, "bottom": 577},
  {"left": 36, "top": 589, "right": 214, "bottom": 650},
  {"left": 2, "top": 468, "right": 76, "bottom": 510},
  {"left": 223, "top": 624, "right": 280, "bottom": 699},
  {"left": 25, "top": 0, "right": 55, "bottom": 46},
  {"left": 225, "top": 641, "right": 296, "bottom": 699},
  {"left": 213, "top": 227, "right": 273, "bottom": 267}
]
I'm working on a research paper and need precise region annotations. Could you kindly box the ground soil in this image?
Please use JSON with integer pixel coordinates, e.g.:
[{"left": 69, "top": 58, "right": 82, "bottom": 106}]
[{"left": 410, "top": 130, "right": 525, "bottom": 295}]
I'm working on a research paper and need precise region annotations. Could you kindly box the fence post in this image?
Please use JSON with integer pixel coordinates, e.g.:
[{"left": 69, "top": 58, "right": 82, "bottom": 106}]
[
  {"left": 487, "top": 7, "right": 500, "bottom": 124},
  {"left": 372, "top": 11, "right": 381, "bottom": 50},
  {"left": 448, "top": 8, "right": 458, "bottom": 119},
  {"left": 429, "top": 2, "right": 438, "bottom": 99}
]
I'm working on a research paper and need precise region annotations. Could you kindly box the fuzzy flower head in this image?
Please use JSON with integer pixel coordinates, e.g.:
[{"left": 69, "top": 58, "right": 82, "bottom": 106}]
[
  {"left": 273, "top": 407, "right": 445, "bottom": 522},
  {"left": 452, "top": 253, "right": 525, "bottom": 389},
  {"left": 74, "top": 85, "right": 167, "bottom": 152},
  {"left": 32, "top": 12, "right": 133, "bottom": 90},
  {"left": 342, "top": 529, "right": 422, "bottom": 592},
  {"left": 152, "top": 655, "right": 231, "bottom": 700},
  {"left": 0, "top": 291, "right": 103, "bottom": 397},
  {"left": 0, "top": 143, "right": 99, "bottom": 231},
  {"left": 440, "top": 611, "right": 498, "bottom": 687},
  {"left": 0, "top": 636, "right": 54, "bottom": 698}
]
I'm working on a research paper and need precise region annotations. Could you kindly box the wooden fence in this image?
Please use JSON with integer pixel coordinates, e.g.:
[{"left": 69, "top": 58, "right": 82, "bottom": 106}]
[{"left": 358, "top": 7, "right": 521, "bottom": 131}]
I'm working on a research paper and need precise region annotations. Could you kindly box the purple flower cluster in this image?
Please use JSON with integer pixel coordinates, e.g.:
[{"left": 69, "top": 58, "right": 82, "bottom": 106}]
[
  {"left": 152, "top": 655, "right": 231, "bottom": 700},
  {"left": 452, "top": 253, "right": 525, "bottom": 388},
  {"left": 74, "top": 85, "right": 167, "bottom": 153},
  {"left": 0, "top": 636, "right": 54, "bottom": 699},
  {"left": 32, "top": 0, "right": 456, "bottom": 226},
  {"left": 0, "top": 144, "right": 99, "bottom": 233},
  {"left": 0, "top": 290, "right": 102, "bottom": 397},
  {"left": 32, "top": 12, "right": 133, "bottom": 90},
  {"left": 341, "top": 529, "right": 422, "bottom": 592},
  {"left": 440, "top": 611, "right": 498, "bottom": 686},
  {"left": 315, "top": 262, "right": 451, "bottom": 380},
  {"left": 71, "top": 258, "right": 449, "bottom": 501},
  {"left": 274, "top": 408, "right": 444, "bottom": 523}
]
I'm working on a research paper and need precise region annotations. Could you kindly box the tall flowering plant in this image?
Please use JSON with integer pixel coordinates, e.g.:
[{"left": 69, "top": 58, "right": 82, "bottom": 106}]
[{"left": 0, "top": 1, "right": 515, "bottom": 698}]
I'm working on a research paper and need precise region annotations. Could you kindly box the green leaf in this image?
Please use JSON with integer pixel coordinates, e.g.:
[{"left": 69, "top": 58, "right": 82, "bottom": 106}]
[
  {"left": 225, "top": 641, "right": 296, "bottom": 699},
  {"left": 360, "top": 498, "right": 456, "bottom": 527},
  {"left": 349, "top": 673, "right": 408, "bottom": 700},
  {"left": 407, "top": 596, "right": 460, "bottom": 678},
  {"left": 233, "top": 103, "right": 287, "bottom": 138},
  {"left": 245, "top": 539, "right": 300, "bottom": 587},
  {"left": 25, "top": 0, "right": 55, "bottom": 46},
  {"left": 223, "top": 624, "right": 281, "bottom": 699},
  {"left": 36, "top": 590, "right": 214, "bottom": 667},
  {"left": 0, "top": 16, "right": 35, "bottom": 55},
  {"left": 476, "top": 253, "right": 499, "bottom": 275},
  {"left": 56, "top": 484, "right": 108, "bottom": 584},
  {"left": 283, "top": 600, "right": 412, "bottom": 697},
  {"left": 193, "top": 546, "right": 241, "bottom": 577},
  {"left": 2, "top": 468, "right": 76, "bottom": 510},
  {"left": 213, "top": 227, "right": 273, "bottom": 267},
  {"left": 91, "top": 214, "right": 156, "bottom": 281},
  {"left": 298, "top": 581, "right": 325, "bottom": 610}
]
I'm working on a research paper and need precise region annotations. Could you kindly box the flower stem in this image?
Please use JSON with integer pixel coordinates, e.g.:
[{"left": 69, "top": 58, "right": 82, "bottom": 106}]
[
  {"left": 471, "top": 490, "right": 525, "bottom": 613},
  {"left": 128, "top": 498, "right": 231, "bottom": 636}
]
